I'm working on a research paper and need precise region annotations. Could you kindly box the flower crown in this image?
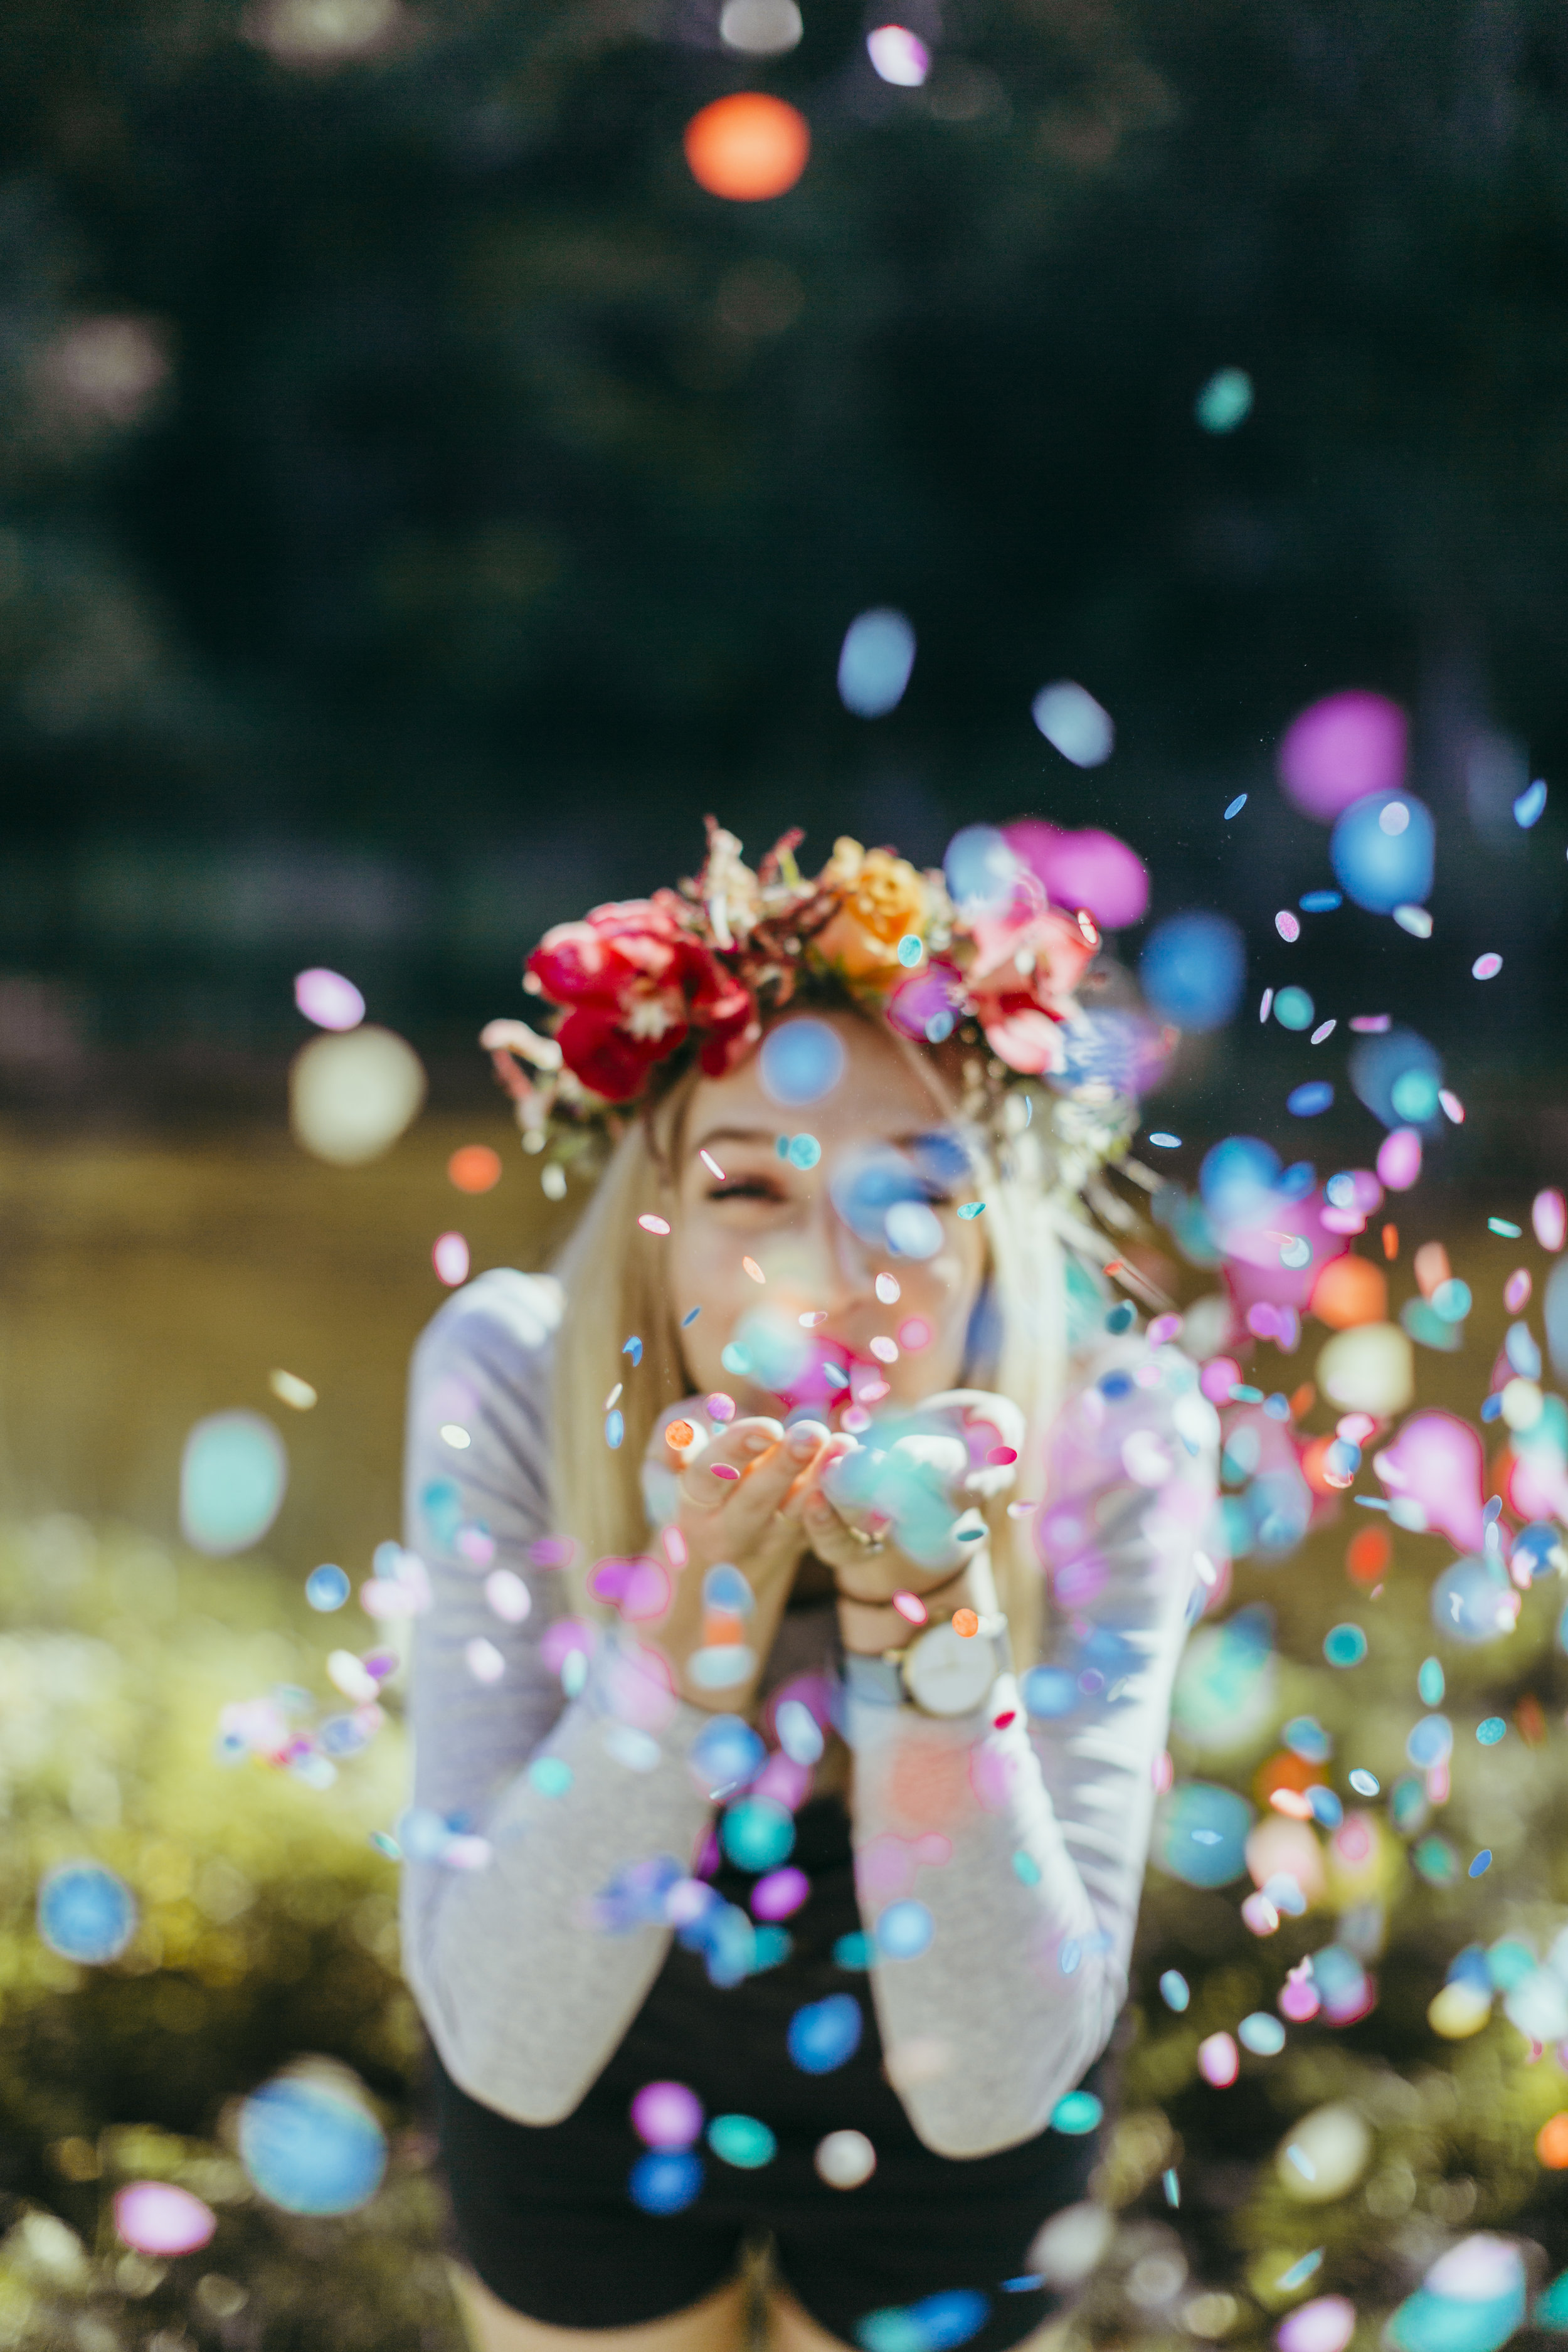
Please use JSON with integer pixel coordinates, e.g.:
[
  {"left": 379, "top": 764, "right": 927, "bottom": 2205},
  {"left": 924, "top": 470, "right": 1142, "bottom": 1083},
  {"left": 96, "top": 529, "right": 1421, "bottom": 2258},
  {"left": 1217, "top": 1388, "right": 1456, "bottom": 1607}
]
[{"left": 482, "top": 818, "right": 1170, "bottom": 1167}]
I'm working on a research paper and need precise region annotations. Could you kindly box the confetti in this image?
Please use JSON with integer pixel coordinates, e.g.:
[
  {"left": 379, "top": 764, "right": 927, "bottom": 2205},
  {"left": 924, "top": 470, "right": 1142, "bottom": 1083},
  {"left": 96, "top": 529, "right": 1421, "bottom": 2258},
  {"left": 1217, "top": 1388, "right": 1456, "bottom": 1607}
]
[
  {"left": 957, "top": 1201, "right": 985, "bottom": 1219},
  {"left": 1276, "top": 910, "right": 1301, "bottom": 941},
  {"left": 448, "top": 1144, "right": 502, "bottom": 1192},
  {"left": 638, "top": 1214, "right": 671, "bottom": 1235},
  {"left": 270, "top": 1368, "right": 317, "bottom": 1411},
  {"left": 1148, "top": 1130, "right": 1181, "bottom": 1147},
  {"left": 1224, "top": 793, "right": 1248, "bottom": 819},
  {"left": 743, "top": 1256, "right": 766, "bottom": 1283},
  {"left": 700, "top": 1148, "right": 726, "bottom": 1179},
  {"left": 1471, "top": 952, "right": 1503, "bottom": 980},
  {"left": 1469, "top": 1849, "right": 1493, "bottom": 1877}
]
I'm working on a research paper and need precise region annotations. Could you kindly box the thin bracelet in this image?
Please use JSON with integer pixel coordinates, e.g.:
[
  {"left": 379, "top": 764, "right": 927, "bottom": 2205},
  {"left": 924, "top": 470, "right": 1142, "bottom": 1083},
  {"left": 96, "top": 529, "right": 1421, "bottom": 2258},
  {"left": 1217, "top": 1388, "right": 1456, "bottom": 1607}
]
[{"left": 830, "top": 1560, "right": 973, "bottom": 1612}]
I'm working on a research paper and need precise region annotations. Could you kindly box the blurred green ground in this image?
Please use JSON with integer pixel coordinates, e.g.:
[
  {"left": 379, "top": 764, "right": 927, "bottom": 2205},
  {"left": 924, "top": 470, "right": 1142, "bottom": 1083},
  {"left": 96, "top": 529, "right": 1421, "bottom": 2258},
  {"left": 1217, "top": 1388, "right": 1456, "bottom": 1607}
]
[
  {"left": 2, "top": 1121, "right": 1568, "bottom": 2350},
  {"left": 0, "top": 1110, "right": 560, "bottom": 2352}
]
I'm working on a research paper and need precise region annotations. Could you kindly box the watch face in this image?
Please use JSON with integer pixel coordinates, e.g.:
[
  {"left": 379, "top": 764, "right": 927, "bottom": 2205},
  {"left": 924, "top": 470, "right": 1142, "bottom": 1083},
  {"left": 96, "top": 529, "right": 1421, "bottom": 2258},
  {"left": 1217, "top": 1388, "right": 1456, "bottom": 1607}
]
[{"left": 904, "top": 1620, "right": 997, "bottom": 1717}]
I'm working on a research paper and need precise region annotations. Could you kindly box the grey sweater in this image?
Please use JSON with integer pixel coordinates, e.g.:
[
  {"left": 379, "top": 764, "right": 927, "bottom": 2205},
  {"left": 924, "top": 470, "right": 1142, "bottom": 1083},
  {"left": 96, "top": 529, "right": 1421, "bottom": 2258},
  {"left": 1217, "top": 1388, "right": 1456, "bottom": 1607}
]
[{"left": 400, "top": 1269, "right": 1218, "bottom": 2160}]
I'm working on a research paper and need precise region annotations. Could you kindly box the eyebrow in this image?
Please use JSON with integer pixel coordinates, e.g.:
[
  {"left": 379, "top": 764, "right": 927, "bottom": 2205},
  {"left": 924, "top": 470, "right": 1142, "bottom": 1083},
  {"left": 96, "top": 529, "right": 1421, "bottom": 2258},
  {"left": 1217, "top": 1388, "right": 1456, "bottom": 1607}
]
[
  {"left": 689, "top": 1126, "right": 780, "bottom": 1159},
  {"left": 688, "top": 1123, "right": 967, "bottom": 1160}
]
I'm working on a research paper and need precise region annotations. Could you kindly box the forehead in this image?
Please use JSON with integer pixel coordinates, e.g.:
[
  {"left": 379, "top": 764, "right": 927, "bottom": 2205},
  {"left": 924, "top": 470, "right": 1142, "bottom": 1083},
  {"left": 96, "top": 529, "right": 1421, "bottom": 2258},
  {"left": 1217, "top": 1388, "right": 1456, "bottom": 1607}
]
[{"left": 686, "top": 1012, "right": 944, "bottom": 1143}]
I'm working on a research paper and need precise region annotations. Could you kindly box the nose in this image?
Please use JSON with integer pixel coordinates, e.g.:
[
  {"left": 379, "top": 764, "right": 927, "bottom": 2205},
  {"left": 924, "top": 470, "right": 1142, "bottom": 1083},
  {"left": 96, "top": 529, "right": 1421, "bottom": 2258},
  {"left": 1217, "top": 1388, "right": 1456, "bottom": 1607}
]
[{"left": 775, "top": 1185, "right": 879, "bottom": 1324}]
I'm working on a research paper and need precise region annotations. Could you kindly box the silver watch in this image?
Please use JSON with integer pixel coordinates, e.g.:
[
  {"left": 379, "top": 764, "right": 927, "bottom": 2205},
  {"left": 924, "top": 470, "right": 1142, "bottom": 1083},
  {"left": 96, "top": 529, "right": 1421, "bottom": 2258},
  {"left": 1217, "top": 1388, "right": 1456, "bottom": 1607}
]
[{"left": 842, "top": 1613, "right": 1012, "bottom": 1719}]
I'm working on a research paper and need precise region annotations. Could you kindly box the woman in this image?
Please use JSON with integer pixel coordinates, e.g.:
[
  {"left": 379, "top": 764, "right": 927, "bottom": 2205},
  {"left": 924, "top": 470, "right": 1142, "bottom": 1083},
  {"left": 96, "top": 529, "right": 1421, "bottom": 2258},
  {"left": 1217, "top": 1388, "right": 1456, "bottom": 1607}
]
[{"left": 401, "top": 824, "right": 1218, "bottom": 2352}]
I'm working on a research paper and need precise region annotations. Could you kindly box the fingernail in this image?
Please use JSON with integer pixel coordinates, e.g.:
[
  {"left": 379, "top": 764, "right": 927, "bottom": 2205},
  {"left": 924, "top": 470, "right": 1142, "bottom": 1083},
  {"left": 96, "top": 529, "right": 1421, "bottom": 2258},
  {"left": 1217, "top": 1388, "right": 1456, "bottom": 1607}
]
[
  {"left": 788, "top": 1422, "right": 827, "bottom": 1457},
  {"left": 743, "top": 1431, "right": 773, "bottom": 1454},
  {"left": 807, "top": 1493, "right": 830, "bottom": 1518}
]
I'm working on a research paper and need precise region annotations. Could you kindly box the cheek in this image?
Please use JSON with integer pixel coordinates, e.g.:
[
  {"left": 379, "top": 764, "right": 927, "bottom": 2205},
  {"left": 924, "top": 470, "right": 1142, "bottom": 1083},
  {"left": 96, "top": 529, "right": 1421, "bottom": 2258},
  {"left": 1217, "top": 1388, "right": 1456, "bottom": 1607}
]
[
  {"left": 887, "top": 1244, "right": 986, "bottom": 1378},
  {"left": 668, "top": 1224, "right": 748, "bottom": 1389}
]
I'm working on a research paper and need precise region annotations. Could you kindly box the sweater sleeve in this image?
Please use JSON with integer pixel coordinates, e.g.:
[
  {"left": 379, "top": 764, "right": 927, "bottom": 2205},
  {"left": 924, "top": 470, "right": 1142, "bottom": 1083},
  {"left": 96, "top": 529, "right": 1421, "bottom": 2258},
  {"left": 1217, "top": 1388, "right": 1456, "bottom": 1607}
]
[
  {"left": 398, "top": 1269, "right": 719, "bottom": 2126},
  {"left": 844, "top": 1336, "right": 1219, "bottom": 2159}
]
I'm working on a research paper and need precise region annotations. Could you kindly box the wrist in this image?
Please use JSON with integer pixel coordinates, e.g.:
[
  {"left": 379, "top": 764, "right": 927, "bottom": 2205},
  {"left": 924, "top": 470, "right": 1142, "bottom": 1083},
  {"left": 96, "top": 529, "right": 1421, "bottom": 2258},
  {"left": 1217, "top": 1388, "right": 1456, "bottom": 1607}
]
[{"left": 837, "top": 1559, "right": 985, "bottom": 1658}]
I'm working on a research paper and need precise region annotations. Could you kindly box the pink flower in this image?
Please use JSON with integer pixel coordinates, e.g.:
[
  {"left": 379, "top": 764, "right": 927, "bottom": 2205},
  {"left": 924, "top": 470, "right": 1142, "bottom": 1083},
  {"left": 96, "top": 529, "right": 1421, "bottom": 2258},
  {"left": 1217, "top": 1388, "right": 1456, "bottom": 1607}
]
[
  {"left": 527, "top": 893, "right": 756, "bottom": 1100},
  {"left": 963, "top": 876, "right": 1098, "bottom": 1073}
]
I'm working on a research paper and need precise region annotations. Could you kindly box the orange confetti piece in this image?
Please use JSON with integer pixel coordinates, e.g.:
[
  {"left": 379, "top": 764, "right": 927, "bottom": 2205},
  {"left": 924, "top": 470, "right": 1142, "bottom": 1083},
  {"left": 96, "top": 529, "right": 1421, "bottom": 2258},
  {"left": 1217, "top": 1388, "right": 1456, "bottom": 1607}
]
[
  {"left": 1288, "top": 1382, "right": 1316, "bottom": 1420},
  {"left": 1382, "top": 1222, "right": 1399, "bottom": 1259},
  {"left": 448, "top": 1144, "right": 502, "bottom": 1194},
  {"left": 1347, "top": 1527, "right": 1391, "bottom": 1585},
  {"left": 1538, "top": 2112, "right": 1568, "bottom": 2168},
  {"left": 952, "top": 1608, "right": 979, "bottom": 1638},
  {"left": 743, "top": 1256, "right": 766, "bottom": 1284},
  {"left": 665, "top": 1420, "right": 696, "bottom": 1452}
]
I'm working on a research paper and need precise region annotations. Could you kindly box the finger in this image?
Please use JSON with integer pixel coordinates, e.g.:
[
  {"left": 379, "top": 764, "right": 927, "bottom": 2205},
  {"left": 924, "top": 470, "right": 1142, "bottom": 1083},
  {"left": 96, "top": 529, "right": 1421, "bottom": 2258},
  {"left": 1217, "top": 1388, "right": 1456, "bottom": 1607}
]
[
  {"left": 719, "top": 1419, "right": 835, "bottom": 1546},
  {"left": 677, "top": 1417, "right": 783, "bottom": 1508},
  {"left": 776, "top": 1430, "right": 859, "bottom": 1521}
]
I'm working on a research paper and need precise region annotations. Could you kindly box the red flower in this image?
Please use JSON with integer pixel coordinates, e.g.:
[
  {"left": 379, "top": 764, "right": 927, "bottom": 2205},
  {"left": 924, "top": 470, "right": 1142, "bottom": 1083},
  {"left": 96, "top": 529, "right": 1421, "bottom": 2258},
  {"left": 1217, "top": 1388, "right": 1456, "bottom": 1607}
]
[{"left": 527, "top": 894, "right": 755, "bottom": 1101}]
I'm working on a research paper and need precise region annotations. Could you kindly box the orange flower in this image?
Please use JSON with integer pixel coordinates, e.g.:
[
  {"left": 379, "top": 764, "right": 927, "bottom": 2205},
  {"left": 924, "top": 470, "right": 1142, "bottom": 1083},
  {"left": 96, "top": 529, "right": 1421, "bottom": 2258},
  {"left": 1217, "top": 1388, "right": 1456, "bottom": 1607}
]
[{"left": 812, "top": 839, "right": 930, "bottom": 980}]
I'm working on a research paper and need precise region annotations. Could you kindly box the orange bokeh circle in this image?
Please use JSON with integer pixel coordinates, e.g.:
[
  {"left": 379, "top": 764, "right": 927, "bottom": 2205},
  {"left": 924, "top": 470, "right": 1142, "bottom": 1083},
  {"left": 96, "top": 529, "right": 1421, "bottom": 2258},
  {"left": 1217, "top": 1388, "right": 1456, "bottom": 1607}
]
[
  {"left": 1538, "top": 2112, "right": 1568, "bottom": 2168},
  {"left": 1347, "top": 1525, "right": 1392, "bottom": 1585},
  {"left": 684, "top": 93, "right": 810, "bottom": 202},
  {"left": 448, "top": 1144, "right": 503, "bottom": 1194},
  {"left": 1310, "top": 1252, "right": 1387, "bottom": 1329}
]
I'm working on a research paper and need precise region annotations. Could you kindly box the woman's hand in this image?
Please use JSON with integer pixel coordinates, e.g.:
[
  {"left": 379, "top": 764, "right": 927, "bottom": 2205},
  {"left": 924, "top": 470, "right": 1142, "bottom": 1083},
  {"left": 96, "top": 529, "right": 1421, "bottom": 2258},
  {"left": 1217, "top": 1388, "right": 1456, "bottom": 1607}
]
[
  {"left": 805, "top": 1389, "right": 1025, "bottom": 1656},
  {"left": 636, "top": 1404, "right": 852, "bottom": 1711}
]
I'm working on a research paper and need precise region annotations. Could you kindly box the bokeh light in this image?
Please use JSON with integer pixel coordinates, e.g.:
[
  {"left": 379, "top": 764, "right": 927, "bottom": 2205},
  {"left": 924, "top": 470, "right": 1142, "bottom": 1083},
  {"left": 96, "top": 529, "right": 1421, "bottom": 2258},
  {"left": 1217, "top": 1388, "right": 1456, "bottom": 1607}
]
[
  {"left": 684, "top": 94, "right": 810, "bottom": 202},
  {"left": 1278, "top": 691, "right": 1407, "bottom": 820},
  {"left": 1330, "top": 791, "right": 1435, "bottom": 913},
  {"left": 38, "top": 1860, "right": 137, "bottom": 1964},
  {"left": 1140, "top": 912, "right": 1246, "bottom": 1030},
  {"left": 1031, "top": 679, "right": 1115, "bottom": 766},
  {"left": 837, "top": 608, "right": 917, "bottom": 716},
  {"left": 294, "top": 967, "right": 365, "bottom": 1030},
  {"left": 180, "top": 1410, "right": 288, "bottom": 1555},
  {"left": 290, "top": 1025, "right": 427, "bottom": 1165},
  {"left": 1195, "top": 368, "right": 1253, "bottom": 433},
  {"left": 113, "top": 2181, "right": 218, "bottom": 2257},
  {"left": 1004, "top": 818, "right": 1150, "bottom": 927},
  {"left": 867, "top": 26, "right": 931, "bottom": 85},
  {"left": 760, "top": 1017, "right": 846, "bottom": 1106},
  {"left": 238, "top": 2064, "right": 388, "bottom": 2215},
  {"left": 719, "top": 0, "right": 803, "bottom": 53}
]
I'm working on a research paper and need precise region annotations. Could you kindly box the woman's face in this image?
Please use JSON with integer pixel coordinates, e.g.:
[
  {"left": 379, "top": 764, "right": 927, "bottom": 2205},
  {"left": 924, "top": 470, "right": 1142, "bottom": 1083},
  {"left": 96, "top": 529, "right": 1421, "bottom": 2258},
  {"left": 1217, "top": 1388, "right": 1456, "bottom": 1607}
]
[{"left": 667, "top": 1012, "right": 989, "bottom": 1416}]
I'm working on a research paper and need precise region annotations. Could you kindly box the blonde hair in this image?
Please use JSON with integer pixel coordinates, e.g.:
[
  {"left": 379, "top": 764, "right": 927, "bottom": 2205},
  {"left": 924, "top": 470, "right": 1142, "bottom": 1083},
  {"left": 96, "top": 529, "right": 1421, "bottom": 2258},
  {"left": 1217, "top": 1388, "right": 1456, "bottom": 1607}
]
[{"left": 548, "top": 1013, "right": 1078, "bottom": 1670}]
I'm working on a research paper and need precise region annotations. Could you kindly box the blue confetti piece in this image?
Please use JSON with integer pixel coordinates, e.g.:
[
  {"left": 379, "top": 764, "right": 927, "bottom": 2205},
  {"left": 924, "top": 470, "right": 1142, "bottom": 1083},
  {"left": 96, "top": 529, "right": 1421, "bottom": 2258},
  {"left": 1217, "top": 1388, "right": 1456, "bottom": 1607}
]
[
  {"left": 1299, "top": 889, "right": 1343, "bottom": 912},
  {"left": 1287, "top": 1081, "right": 1335, "bottom": 1117},
  {"left": 1147, "top": 1131, "right": 1181, "bottom": 1148},
  {"left": 622, "top": 1335, "right": 644, "bottom": 1365},
  {"left": 1049, "top": 2090, "right": 1103, "bottom": 2135},
  {"left": 1476, "top": 1718, "right": 1507, "bottom": 1745},
  {"left": 1163, "top": 2167, "right": 1181, "bottom": 2206},
  {"left": 1488, "top": 1218, "right": 1522, "bottom": 1237},
  {"left": 1470, "top": 1849, "right": 1493, "bottom": 1878},
  {"left": 1279, "top": 2252, "right": 1323, "bottom": 2293},
  {"left": 1224, "top": 793, "right": 1248, "bottom": 820},
  {"left": 605, "top": 1409, "right": 625, "bottom": 1450},
  {"left": 682, "top": 1306, "right": 701, "bottom": 1327},
  {"left": 1515, "top": 778, "right": 1547, "bottom": 829},
  {"left": 957, "top": 1201, "right": 985, "bottom": 1220},
  {"left": 305, "top": 1564, "right": 349, "bottom": 1611}
]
